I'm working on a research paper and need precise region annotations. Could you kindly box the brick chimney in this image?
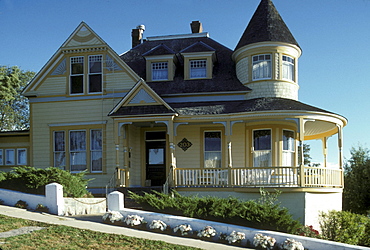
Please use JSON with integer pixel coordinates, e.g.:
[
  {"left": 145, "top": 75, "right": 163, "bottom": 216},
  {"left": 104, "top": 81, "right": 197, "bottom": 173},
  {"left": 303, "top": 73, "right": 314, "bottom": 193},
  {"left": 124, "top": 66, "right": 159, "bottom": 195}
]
[
  {"left": 190, "top": 21, "right": 203, "bottom": 33},
  {"left": 131, "top": 24, "right": 145, "bottom": 48}
]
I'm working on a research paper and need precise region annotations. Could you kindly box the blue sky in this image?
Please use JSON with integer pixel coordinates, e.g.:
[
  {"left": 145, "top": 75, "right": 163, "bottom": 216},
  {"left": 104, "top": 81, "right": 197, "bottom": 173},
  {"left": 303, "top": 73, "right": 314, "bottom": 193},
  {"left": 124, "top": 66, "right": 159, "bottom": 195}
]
[{"left": 1, "top": 0, "right": 370, "bottom": 165}]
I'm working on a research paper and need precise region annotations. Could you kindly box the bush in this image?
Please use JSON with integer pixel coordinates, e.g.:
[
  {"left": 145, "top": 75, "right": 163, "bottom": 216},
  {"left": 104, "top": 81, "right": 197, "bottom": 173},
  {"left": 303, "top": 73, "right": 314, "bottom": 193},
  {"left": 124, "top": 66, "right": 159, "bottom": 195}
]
[
  {"left": 15, "top": 200, "right": 28, "bottom": 209},
  {"left": 0, "top": 166, "right": 92, "bottom": 197},
  {"left": 319, "top": 210, "right": 370, "bottom": 246},
  {"left": 129, "top": 189, "right": 301, "bottom": 234}
]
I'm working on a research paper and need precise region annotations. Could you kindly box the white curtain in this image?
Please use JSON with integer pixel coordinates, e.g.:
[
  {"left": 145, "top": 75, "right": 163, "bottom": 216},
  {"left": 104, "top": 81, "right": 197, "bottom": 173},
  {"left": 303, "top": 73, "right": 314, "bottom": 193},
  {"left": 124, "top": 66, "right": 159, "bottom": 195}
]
[
  {"left": 70, "top": 131, "right": 86, "bottom": 171},
  {"left": 253, "top": 150, "right": 271, "bottom": 168}
]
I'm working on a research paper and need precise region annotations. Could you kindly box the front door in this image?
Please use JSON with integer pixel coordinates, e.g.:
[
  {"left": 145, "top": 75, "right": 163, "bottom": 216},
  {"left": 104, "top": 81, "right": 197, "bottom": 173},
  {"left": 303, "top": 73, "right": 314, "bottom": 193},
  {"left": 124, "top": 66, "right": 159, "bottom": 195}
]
[{"left": 145, "top": 131, "right": 166, "bottom": 186}]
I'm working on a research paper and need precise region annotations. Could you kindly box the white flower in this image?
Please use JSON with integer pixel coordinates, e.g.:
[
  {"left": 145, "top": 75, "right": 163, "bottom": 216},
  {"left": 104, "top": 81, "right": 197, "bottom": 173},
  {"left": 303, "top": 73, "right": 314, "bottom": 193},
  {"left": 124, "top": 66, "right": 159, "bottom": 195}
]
[
  {"left": 124, "top": 214, "right": 144, "bottom": 226},
  {"left": 149, "top": 220, "right": 167, "bottom": 231},
  {"left": 253, "top": 233, "right": 276, "bottom": 250},
  {"left": 282, "top": 238, "right": 304, "bottom": 250},
  {"left": 173, "top": 224, "right": 192, "bottom": 236},
  {"left": 197, "top": 226, "right": 217, "bottom": 238},
  {"left": 102, "top": 211, "right": 123, "bottom": 224},
  {"left": 225, "top": 231, "right": 245, "bottom": 244}
]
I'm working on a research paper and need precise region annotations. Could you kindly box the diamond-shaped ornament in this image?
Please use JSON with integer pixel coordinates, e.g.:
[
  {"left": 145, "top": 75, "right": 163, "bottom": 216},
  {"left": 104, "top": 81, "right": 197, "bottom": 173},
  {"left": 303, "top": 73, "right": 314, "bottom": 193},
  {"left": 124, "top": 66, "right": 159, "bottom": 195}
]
[{"left": 177, "top": 138, "right": 192, "bottom": 151}]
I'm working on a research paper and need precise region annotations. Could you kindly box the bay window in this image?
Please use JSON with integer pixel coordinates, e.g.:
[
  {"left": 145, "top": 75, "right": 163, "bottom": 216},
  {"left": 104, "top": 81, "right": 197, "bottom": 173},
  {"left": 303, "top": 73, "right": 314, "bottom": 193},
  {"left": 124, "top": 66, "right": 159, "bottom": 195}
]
[
  {"left": 253, "top": 129, "right": 272, "bottom": 167},
  {"left": 204, "top": 131, "right": 222, "bottom": 168},
  {"left": 252, "top": 54, "right": 272, "bottom": 80},
  {"left": 282, "top": 130, "right": 295, "bottom": 166}
]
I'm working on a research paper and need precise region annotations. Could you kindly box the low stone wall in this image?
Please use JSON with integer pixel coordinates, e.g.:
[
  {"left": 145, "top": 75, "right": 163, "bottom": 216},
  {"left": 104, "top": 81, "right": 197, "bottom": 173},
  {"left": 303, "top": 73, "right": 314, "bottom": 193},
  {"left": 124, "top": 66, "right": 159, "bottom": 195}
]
[
  {"left": 0, "top": 183, "right": 106, "bottom": 216},
  {"left": 63, "top": 198, "right": 106, "bottom": 216}
]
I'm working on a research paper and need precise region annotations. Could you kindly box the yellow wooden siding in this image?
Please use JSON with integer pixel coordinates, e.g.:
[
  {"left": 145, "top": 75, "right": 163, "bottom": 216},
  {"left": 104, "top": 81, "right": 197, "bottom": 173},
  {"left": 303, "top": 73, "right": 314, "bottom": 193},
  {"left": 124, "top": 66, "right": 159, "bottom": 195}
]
[
  {"left": 175, "top": 125, "right": 201, "bottom": 168},
  {"left": 36, "top": 76, "right": 67, "bottom": 95},
  {"left": 128, "top": 126, "right": 141, "bottom": 186},
  {"left": 105, "top": 72, "right": 137, "bottom": 91},
  {"left": 230, "top": 123, "right": 246, "bottom": 168}
]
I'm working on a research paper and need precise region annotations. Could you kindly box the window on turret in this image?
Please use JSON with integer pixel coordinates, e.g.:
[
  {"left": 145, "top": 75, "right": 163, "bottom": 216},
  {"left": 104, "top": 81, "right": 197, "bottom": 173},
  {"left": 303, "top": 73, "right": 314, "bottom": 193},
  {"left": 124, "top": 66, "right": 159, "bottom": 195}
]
[
  {"left": 252, "top": 54, "right": 272, "bottom": 80},
  {"left": 282, "top": 55, "right": 295, "bottom": 81}
]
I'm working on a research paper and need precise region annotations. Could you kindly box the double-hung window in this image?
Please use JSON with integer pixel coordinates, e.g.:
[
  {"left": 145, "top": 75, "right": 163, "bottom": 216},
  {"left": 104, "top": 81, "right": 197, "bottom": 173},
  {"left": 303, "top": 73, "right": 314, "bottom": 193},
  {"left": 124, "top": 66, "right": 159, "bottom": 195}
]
[
  {"left": 54, "top": 131, "right": 66, "bottom": 169},
  {"left": 252, "top": 54, "right": 272, "bottom": 80},
  {"left": 204, "top": 131, "right": 221, "bottom": 168},
  {"left": 282, "top": 55, "right": 295, "bottom": 81},
  {"left": 53, "top": 129, "right": 102, "bottom": 172},
  {"left": 5, "top": 149, "right": 15, "bottom": 165},
  {"left": 70, "top": 130, "right": 87, "bottom": 172},
  {"left": 152, "top": 62, "right": 168, "bottom": 81},
  {"left": 190, "top": 59, "right": 207, "bottom": 79},
  {"left": 17, "top": 149, "right": 27, "bottom": 165},
  {"left": 88, "top": 55, "right": 102, "bottom": 93},
  {"left": 253, "top": 129, "right": 272, "bottom": 167},
  {"left": 282, "top": 130, "right": 295, "bottom": 166},
  {"left": 70, "top": 56, "right": 84, "bottom": 94},
  {"left": 90, "top": 129, "right": 102, "bottom": 172}
]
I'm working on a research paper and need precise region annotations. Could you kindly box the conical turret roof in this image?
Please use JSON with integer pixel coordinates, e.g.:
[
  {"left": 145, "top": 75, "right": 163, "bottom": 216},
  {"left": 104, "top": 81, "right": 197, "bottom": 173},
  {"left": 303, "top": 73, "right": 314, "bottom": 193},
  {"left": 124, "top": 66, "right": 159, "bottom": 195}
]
[{"left": 235, "top": 0, "right": 299, "bottom": 51}]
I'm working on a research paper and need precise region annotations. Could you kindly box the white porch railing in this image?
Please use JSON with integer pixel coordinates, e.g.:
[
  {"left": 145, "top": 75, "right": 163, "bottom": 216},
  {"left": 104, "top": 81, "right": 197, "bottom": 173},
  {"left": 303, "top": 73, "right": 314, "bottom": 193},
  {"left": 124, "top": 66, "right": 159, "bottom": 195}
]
[{"left": 174, "top": 166, "right": 343, "bottom": 188}]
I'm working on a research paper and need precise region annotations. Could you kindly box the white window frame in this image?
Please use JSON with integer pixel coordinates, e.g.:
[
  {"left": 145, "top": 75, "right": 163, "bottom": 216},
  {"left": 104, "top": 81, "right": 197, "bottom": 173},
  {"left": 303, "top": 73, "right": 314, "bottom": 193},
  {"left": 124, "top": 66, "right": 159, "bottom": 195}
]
[
  {"left": 53, "top": 131, "right": 66, "bottom": 169},
  {"left": 190, "top": 59, "right": 207, "bottom": 79},
  {"left": 69, "top": 130, "right": 87, "bottom": 172},
  {"left": 282, "top": 55, "right": 295, "bottom": 81},
  {"left": 70, "top": 56, "right": 84, "bottom": 95},
  {"left": 282, "top": 129, "right": 295, "bottom": 167},
  {"left": 90, "top": 129, "right": 103, "bottom": 173},
  {"left": 252, "top": 54, "right": 272, "bottom": 80},
  {"left": 88, "top": 55, "right": 103, "bottom": 93},
  {"left": 151, "top": 62, "right": 168, "bottom": 81},
  {"left": 5, "top": 149, "right": 15, "bottom": 165},
  {"left": 204, "top": 131, "right": 222, "bottom": 168},
  {"left": 252, "top": 129, "right": 272, "bottom": 168},
  {"left": 16, "top": 148, "right": 27, "bottom": 165}
]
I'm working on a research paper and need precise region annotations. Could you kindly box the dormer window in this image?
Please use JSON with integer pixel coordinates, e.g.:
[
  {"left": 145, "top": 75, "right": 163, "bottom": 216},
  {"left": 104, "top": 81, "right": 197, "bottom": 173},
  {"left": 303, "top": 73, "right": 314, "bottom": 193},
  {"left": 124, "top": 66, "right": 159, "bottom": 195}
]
[
  {"left": 252, "top": 54, "right": 272, "bottom": 80},
  {"left": 282, "top": 55, "right": 295, "bottom": 81},
  {"left": 152, "top": 62, "right": 168, "bottom": 81},
  {"left": 190, "top": 59, "right": 207, "bottom": 79}
]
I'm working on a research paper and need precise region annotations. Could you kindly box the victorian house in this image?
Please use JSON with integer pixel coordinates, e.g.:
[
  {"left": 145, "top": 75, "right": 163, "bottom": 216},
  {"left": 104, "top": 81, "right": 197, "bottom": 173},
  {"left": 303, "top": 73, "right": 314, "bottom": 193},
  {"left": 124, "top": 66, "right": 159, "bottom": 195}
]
[{"left": 0, "top": 0, "right": 346, "bottom": 227}]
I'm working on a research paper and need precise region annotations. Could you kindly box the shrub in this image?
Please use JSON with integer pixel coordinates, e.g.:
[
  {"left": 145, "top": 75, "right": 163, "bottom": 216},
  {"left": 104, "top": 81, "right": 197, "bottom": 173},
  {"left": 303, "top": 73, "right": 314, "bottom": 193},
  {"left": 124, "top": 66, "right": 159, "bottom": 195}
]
[
  {"left": 319, "top": 210, "right": 370, "bottom": 246},
  {"left": 15, "top": 200, "right": 28, "bottom": 209},
  {"left": 35, "top": 204, "right": 49, "bottom": 213},
  {"left": 129, "top": 189, "right": 301, "bottom": 234},
  {"left": 0, "top": 166, "right": 92, "bottom": 197}
]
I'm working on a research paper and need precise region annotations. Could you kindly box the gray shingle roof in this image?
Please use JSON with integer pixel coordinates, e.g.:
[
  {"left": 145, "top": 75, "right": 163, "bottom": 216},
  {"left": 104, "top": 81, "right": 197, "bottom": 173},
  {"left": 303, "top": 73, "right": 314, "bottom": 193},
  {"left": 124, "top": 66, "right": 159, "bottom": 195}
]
[
  {"left": 120, "top": 36, "right": 250, "bottom": 95},
  {"left": 235, "top": 0, "right": 300, "bottom": 51}
]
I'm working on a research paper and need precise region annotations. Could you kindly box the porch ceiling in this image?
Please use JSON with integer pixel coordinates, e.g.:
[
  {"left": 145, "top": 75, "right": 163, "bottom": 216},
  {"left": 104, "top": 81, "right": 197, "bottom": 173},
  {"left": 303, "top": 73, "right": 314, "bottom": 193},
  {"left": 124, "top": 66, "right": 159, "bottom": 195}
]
[{"left": 304, "top": 120, "right": 338, "bottom": 140}]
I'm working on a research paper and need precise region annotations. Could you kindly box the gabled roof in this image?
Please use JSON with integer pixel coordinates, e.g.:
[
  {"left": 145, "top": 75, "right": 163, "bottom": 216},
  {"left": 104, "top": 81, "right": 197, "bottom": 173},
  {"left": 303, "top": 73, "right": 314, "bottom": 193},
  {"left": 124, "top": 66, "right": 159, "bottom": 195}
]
[
  {"left": 180, "top": 41, "right": 216, "bottom": 53},
  {"left": 235, "top": 0, "right": 299, "bottom": 51},
  {"left": 120, "top": 36, "right": 250, "bottom": 95},
  {"left": 22, "top": 22, "right": 140, "bottom": 95},
  {"left": 108, "top": 78, "right": 176, "bottom": 117},
  {"left": 142, "top": 44, "right": 176, "bottom": 56}
]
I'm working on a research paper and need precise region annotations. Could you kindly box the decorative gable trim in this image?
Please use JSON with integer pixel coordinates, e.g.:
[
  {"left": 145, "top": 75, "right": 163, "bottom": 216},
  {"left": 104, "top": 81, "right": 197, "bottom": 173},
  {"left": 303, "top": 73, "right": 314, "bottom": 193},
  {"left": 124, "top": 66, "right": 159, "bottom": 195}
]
[
  {"left": 109, "top": 78, "right": 175, "bottom": 116},
  {"left": 50, "top": 58, "right": 66, "bottom": 76}
]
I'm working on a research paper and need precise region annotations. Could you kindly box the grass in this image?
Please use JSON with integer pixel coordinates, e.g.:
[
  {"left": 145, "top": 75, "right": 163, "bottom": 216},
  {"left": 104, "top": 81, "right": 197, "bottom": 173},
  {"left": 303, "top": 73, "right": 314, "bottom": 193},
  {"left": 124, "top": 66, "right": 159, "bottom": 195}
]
[{"left": 0, "top": 215, "right": 201, "bottom": 250}]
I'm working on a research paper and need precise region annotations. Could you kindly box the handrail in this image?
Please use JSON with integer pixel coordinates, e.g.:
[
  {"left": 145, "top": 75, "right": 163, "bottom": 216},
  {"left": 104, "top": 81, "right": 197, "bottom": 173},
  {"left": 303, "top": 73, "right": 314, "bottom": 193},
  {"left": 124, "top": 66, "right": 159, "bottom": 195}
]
[
  {"left": 174, "top": 166, "right": 343, "bottom": 188},
  {"left": 105, "top": 168, "right": 118, "bottom": 197},
  {"left": 105, "top": 168, "right": 127, "bottom": 197},
  {"left": 163, "top": 166, "right": 174, "bottom": 194}
]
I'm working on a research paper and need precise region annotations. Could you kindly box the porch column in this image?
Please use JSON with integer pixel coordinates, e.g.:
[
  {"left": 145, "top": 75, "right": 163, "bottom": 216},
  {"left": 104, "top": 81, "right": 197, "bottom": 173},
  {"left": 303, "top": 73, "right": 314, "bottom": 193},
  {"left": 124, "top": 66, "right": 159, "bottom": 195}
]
[
  {"left": 337, "top": 124, "right": 343, "bottom": 169},
  {"left": 322, "top": 137, "right": 328, "bottom": 168},
  {"left": 298, "top": 118, "right": 305, "bottom": 186}
]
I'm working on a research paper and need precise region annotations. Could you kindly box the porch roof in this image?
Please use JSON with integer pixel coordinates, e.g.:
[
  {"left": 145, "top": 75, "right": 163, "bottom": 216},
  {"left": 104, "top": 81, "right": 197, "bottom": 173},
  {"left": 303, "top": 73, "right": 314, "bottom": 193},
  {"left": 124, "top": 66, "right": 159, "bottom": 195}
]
[
  {"left": 108, "top": 104, "right": 176, "bottom": 116},
  {"left": 170, "top": 97, "right": 340, "bottom": 116}
]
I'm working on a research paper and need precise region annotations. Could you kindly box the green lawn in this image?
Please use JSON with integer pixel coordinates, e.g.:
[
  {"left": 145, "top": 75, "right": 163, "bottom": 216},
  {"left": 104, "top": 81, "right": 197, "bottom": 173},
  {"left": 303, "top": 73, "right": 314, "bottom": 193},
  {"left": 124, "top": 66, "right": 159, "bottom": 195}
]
[{"left": 0, "top": 215, "right": 201, "bottom": 250}]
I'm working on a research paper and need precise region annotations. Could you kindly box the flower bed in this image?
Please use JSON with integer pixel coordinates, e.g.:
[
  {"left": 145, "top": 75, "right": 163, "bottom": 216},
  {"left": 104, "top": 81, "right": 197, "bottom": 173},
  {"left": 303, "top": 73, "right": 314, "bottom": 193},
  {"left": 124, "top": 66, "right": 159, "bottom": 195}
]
[{"left": 102, "top": 210, "right": 307, "bottom": 249}]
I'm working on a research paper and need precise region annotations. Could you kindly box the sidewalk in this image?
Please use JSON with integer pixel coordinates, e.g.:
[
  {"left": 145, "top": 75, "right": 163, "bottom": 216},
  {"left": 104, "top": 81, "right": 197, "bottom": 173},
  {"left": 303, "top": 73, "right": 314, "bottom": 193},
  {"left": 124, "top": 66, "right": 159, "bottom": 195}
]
[{"left": 0, "top": 205, "right": 251, "bottom": 250}]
